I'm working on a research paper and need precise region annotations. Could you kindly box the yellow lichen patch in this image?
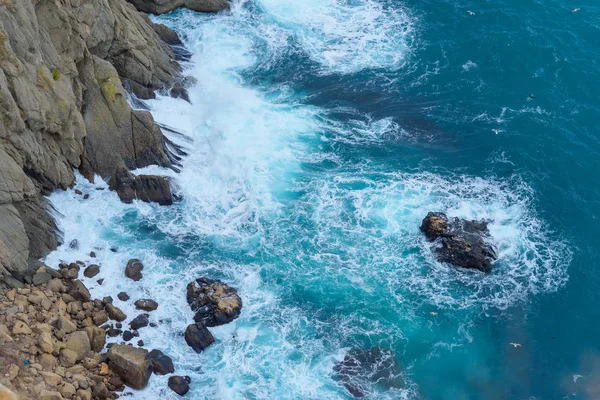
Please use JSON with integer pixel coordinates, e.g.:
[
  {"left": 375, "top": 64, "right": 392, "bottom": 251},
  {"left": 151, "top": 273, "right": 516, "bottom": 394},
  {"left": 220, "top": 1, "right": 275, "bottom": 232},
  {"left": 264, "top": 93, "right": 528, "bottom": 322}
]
[
  {"left": 101, "top": 79, "right": 122, "bottom": 103},
  {"left": 0, "top": 31, "right": 10, "bottom": 61},
  {"left": 36, "top": 67, "right": 52, "bottom": 89},
  {"left": 1, "top": 0, "right": 15, "bottom": 12}
]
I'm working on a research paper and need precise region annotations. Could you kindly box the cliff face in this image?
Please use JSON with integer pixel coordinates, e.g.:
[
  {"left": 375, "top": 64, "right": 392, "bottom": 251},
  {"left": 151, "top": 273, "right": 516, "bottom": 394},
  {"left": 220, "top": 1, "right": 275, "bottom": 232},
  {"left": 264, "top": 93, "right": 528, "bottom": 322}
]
[{"left": 0, "top": 0, "right": 188, "bottom": 285}]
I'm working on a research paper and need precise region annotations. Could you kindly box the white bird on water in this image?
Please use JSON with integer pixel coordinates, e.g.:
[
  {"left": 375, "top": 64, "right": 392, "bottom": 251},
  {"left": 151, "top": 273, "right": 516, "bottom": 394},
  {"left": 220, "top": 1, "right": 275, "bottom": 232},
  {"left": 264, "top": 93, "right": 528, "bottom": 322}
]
[
  {"left": 492, "top": 129, "right": 504, "bottom": 135},
  {"left": 429, "top": 312, "right": 438, "bottom": 316},
  {"left": 509, "top": 342, "right": 522, "bottom": 348},
  {"left": 572, "top": 8, "right": 580, "bottom": 13},
  {"left": 467, "top": 10, "right": 476, "bottom": 15}
]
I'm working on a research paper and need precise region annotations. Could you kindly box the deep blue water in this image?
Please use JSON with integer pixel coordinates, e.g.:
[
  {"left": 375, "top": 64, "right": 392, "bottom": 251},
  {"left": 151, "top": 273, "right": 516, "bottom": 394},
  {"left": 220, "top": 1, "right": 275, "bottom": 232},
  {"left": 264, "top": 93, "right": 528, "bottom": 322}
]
[{"left": 46, "top": 0, "right": 600, "bottom": 398}]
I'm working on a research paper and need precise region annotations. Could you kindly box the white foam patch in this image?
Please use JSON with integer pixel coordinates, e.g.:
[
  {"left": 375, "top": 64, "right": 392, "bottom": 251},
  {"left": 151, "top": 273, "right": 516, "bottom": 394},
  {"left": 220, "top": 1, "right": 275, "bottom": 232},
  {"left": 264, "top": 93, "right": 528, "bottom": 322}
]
[
  {"left": 285, "top": 171, "right": 571, "bottom": 313},
  {"left": 256, "top": 0, "right": 414, "bottom": 74}
]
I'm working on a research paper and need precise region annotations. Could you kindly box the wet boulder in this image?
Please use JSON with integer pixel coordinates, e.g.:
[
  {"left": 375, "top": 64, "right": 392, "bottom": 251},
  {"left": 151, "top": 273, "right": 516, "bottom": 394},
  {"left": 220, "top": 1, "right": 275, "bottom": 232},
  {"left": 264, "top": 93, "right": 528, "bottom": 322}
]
[
  {"left": 168, "top": 375, "right": 191, "bottom": 396},
  {"left": 83, "top": 264, "right": 100, "bottom": 278},
  {"left": 125, "top": 259, "right": 144, "bottom": 281},
  {"left": 148, "top": 349, "right": 174, "bottom": 375},
  {"left": 184, "top": 323, "right": 214, "bottom": 353},
  {"left": 130, "top": 314, "right": 149, "bottom": 330},
  {"left": 420, "top": 212, "right": 497, "bottom": 273},
  {"left": 334, "top": 347, "right": 403, "bottom": 398},
  {"left": 186, "top": 277, "right": 242, "bottom": 327},
  {"left": 109, "top": 165, "right": 173, "bottom": 206},
  {"left": 134, "top": 299, "right": 158, "bottom": 311}
]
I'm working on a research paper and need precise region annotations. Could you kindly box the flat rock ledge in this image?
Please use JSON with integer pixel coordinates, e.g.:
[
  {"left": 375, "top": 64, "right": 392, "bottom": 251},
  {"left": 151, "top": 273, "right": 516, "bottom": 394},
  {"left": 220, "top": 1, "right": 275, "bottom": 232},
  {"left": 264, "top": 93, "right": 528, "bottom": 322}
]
[{"left": 126, "top": 0, "right": 230, "bottom": 15}]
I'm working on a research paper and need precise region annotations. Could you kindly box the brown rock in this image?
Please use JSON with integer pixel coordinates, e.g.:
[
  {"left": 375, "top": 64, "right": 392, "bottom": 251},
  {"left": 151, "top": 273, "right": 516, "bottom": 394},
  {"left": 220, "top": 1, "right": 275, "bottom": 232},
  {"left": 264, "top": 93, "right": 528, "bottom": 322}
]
[
  {"left": 187, "top": 277, "right": 242, "bottom": 327},
  {"left": 84, "top": 326, "right": 106, "bottom": 352},
  {"left": 105, "top": 304, "right": 127, "bottom": 322},
  {"left": 68, "top": 281, "right": 90, "bottom": 302},
  {"left": 83, "top": 265, "right": 100, "bottom": 278},
  {"left": 65, "top": 331, "right": 91, "bottom": 361},
  {"left": 59, "top": 349, "right": 78, "bottom": 367},
  {"left": 107, "top": 344, "right": 152, "bottom": 389},
  {"left": 39, "top": 331, "right": 54, "bottom": 353},
  {"left": 59, "top": 382, "right": 76, "bottom": 398},
  {"left": 184, "top": 323, "right": 214, "bottom": 353},
  {"left": 99, "top": 362, "right": 110, "bottom": 376},
  {"left": 54, "top": 316, "right": 77, "bottom": 339},
  {"left": 134, "top": 299, "right": 158, "bottom": 311},
  {"left": 76, "top": 389, "right": 92, "bottom": 400},
  {"left": 39, "top": 353, "right": 57, "bottom": 371},
  {"left": 92, "top": 310, "right": 109, "bottom": 325},
  {"left": 39, "top": 371, "right": 62, "bottom": 387},
  {"left": 168, "top": 375, "right": 191, "bottom": 396},
  {"left": 125, "top": 259, "right": 144, "bottom": 281},
  {"left": 8, "top": 364, "right": 19, "bottom": 381},
  {"left": 12, "top": 320, "right": 32, "bottom": 335},
  {"left": 38, "top": 390, "right": 63, "bottom": 400}
]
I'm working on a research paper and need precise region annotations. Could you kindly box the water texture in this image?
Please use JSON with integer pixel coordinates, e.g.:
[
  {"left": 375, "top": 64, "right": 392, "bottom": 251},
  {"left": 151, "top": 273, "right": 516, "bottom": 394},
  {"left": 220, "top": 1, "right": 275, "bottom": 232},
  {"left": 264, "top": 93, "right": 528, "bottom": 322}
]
[{"left": 45, "top": 0, "right": 600, "bottom": 398}]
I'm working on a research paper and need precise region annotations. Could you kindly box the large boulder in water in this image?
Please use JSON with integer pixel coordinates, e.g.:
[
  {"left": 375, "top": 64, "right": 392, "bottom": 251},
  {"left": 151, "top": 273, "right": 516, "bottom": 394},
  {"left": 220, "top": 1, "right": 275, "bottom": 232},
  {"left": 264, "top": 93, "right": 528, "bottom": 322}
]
[
  {"left": 186, "top": 278, "right": 242, "bottom": 327},
  {"left": 334, "top": 347, "right": 403, "bottom": 398},
  {"left": 184, "top": 323, "right": 214, "bottom": 353},
  {"left": 109, "top": 165, "right": 173, "bottom": 206},
  {"left": 420, "top": 212, "right": 497, "bottom": 273}
]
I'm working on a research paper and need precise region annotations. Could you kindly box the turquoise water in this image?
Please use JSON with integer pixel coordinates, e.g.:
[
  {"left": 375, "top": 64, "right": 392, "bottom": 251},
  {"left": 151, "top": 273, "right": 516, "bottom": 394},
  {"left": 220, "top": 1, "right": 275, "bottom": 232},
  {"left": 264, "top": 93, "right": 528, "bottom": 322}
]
[{"left": 45, "top": 0, "right": 600, "bottom": 398}]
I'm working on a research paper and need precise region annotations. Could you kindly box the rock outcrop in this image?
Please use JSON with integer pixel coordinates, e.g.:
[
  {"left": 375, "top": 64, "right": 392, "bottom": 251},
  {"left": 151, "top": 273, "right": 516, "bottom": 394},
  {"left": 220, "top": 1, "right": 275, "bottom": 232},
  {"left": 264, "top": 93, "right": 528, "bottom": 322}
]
[
  {"left": 420, "top": 212, "right": 497, "bottom": 273},
  {"left": 186, "top": 277, "right": 242, "bottom": 327},
  {"left": 334, "top": 347, "right": 403, "bottom": 398},
  {"left": 108, "top": 165, "right": 173, "bottom": 205},
  {"left": 0, "top": 0, "right": 189, "bottom": 287},
  {"left": 126, "top": 0, "right": 230, "bottom": 14}
]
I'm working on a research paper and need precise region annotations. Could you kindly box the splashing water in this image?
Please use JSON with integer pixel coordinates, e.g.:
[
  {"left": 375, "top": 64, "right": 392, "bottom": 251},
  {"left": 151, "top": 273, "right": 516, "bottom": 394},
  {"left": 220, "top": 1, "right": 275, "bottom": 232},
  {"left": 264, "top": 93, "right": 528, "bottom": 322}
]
[{"left": 43, "top": 0, "right": 573, "bottom": 398}]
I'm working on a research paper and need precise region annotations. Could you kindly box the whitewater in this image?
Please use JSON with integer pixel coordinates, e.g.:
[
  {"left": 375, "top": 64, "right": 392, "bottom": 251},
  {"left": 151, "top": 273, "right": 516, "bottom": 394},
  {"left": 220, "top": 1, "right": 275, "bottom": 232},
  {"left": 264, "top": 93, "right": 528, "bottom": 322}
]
[{"left": 43, "top": 0, "right": 574, "bottom": 398}]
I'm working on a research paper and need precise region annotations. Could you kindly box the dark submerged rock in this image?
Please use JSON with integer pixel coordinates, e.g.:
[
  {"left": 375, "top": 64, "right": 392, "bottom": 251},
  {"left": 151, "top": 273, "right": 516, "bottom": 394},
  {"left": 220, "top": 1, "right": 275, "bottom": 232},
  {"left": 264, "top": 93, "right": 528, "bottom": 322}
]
[
  {"left": 186, "top": 277, "right": 242, "bottom": 327},
  {"left": 123, "top": 330, "right": 138, "bottom": 341},
  {"left": 420, "top": 212, "right": 497, "bottom": 273},
  {"left": 148, "top": 349, "right": 174, "bottom": 375},
  {"left": 184, "top": 323, "right": 214, "bottom": 353},
  {"left": 168, "top": 375, "right": 191, "bottom": 396},
  {"left": 125, "top": 259, "right": 144, "bottom": 281},
  {"left": 130, "top": 314, "right": 149, "bottom": 330},
  {"left": 117, "top": 291, "right": 130, "bottom": 301},
  {"left": 334, "top": 347, "right": 403, "bottom": 398}
]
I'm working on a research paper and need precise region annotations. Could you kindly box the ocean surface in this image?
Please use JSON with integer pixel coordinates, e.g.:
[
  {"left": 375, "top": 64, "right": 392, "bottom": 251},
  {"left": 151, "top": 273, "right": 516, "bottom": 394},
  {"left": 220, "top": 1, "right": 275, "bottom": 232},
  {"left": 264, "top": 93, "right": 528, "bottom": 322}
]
[{"left": 44, "top": 0, "right": 600, "bottom": 398}]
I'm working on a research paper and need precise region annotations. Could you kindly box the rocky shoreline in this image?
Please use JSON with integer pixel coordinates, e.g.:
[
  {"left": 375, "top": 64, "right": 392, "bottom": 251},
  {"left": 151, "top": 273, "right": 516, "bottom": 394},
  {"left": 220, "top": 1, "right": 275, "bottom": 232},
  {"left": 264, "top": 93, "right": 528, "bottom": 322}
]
[
  {"left": 0, "top": 257, "right": 242, "bottom": 399},
  {"left": 0, "top": 0, "right": 232, "bottom": 398},
  {"left": 0, "top": 0, "right": 229, "bottom": 290}
]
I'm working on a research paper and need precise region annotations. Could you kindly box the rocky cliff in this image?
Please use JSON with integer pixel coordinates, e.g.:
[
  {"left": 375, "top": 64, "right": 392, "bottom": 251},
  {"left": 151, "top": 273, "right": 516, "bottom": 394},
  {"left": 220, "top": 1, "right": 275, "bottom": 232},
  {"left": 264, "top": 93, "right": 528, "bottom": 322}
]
[{"left": 0, "top": 0, "right": 191, "bottom": 287}]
